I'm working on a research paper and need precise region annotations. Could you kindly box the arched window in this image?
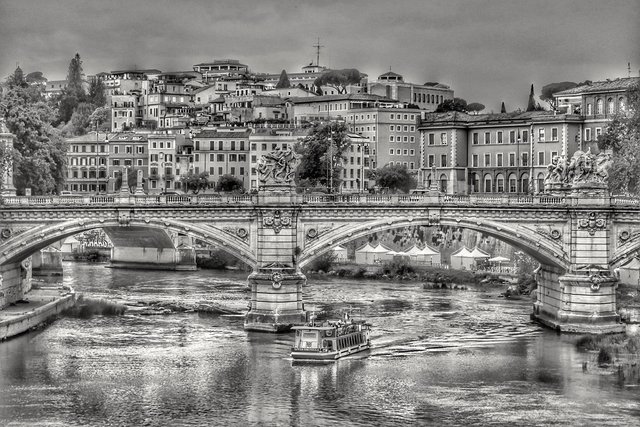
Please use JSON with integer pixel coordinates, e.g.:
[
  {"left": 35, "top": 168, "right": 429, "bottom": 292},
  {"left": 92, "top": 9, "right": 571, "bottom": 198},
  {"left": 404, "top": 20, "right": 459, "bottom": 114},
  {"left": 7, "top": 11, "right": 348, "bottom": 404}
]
[
  {"left": 537, "top": 173, "right": 545, "bottom": 193},
  {"left": 471, "top": 173, "right": 480, "bottom": 193},
  {"left": 586, "top": 103, "right": 592, "bottom": 115},
  {"left": 520, "top": 173, "right": 529, "bottom": 194},
  {"left": 619, "top": 97, "right": 626, "bottom": 111},
  {"left": 483, "top": 174, "right": 493, "bottom": 193},
  {"left": 496, "top": 174, "right": 505, "bottom": 193},
  {"left": 608, "top": 98, "right": 614, "bottom": 114},
  {"left": 439, "top": 174, "right": 448, "bottom": 193},
  {"left": 508, "top": 173, "right": 517, "bottom": 192},
  {"left": 596, "top": 98, "right": 603, "bottom": 114}
]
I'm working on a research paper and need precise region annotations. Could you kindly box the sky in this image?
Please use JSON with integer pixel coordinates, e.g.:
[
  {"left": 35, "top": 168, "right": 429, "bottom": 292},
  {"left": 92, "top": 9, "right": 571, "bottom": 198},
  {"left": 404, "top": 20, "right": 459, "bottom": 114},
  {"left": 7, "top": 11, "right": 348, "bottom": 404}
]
[{"left": 1, "top": 0, "right": 639, "bottom": 111}]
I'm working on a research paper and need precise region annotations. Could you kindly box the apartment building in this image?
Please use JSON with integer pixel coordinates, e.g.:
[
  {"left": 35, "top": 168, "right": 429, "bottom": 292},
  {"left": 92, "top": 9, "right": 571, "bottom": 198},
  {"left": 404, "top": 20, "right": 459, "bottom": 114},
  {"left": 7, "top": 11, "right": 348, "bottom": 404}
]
[
  {"left": 106, "top": 132, "right": 149, "bottom": 192},
  {"left": 192, "top": 128, "right": 251, "bottom": 189},
  {"left": 368, "top": 71, "right": 454, "bottom": 111},
  {"left": 63, "top": 132, "right": 110, "bottom": 194}
]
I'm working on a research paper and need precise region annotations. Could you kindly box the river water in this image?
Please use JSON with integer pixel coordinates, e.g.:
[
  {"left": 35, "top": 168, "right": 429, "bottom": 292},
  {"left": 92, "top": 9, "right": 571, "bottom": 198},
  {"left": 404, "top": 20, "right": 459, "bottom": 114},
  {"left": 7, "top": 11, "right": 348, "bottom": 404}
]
[{"left": 0, "top": 262, "right": 638, "bottom": 426}]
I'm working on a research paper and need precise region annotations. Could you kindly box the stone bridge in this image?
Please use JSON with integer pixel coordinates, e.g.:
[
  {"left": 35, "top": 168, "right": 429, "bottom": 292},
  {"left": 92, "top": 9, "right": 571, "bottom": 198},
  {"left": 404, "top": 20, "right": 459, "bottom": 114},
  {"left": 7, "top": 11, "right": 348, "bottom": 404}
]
[{"left": 2, "top": 190, "right": 640, "bottom": 333}]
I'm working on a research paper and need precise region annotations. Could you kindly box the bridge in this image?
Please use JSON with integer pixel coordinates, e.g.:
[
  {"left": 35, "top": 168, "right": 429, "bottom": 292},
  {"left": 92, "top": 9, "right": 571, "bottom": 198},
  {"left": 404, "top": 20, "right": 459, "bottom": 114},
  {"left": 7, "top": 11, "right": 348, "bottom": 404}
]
[{"left": 2, "top": 186, "right": 640, "bottom": 333}]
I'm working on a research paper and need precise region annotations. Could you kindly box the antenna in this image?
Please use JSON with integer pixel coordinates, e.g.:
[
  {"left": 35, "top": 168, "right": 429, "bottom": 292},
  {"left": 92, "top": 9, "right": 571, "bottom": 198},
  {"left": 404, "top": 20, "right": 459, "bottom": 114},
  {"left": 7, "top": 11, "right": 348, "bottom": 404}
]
[
  {"left": 628, "top": 62, "right": 631, "bottom": 78},
  {"left": 313, "top": 37, "right": 324, "bottom": 67}
]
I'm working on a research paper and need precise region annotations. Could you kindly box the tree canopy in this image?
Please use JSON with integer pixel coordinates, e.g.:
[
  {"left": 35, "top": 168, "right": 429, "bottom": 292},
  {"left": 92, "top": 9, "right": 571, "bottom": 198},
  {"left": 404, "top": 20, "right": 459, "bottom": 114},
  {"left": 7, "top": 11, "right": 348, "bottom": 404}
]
[
  {"left": 373, "top": 164, "right": 417, "bottom": 193},
  {"left": 436, "top": 97, "right": 468, "bottom": 113},
  {"left": 295, "top": 121, "right": 351, "bottom": 192},
  {"left": 275, "top": 70, "right": 291, "bottom": 89},
  {"left": 88, "top": 79, "right": 106, "bottom": 106},
  {"left": 598, "top": 82, "right": 640, "bottom": 195},
  {"left": 313, "top": 69, "right": 363, "bottom": 94},
  {"left": 180, "top": 171, "right": 211, "bottom": 194},
  {"left": 0, "top": 86, "right": 67, "bottom": 195},
  {"left": 25, "top": 71, "right": 47, "bottom": 84},
  {"left": 66, "top": 53, "right": 85, "bottom": 100},
  {"left": 216, "top": 174, "right": 244, "bottom": 192},
  {"left": 6, "top": 66, "right": 27, "bottom": 88},
  {"left": 540, "top": 81, "right": 578, "bottom": 103},
  {"left": 466, "top": 102, "right": 485, "bottom": 114}
]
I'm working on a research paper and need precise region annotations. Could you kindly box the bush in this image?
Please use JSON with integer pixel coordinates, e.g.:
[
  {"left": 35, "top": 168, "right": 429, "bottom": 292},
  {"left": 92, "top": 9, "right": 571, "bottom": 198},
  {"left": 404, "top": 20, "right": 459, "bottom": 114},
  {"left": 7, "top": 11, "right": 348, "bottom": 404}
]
[
  {"left": 382, "top": 259, "right": 415, "bottom": 276},
  {"left": 597, "top": 347, "right": 614, "bottom": 365},
  {"left": 63, "top": 296, "right": 126, "bottom": 319},
  {"left": 307, "top": 252, "right": 337, "bottom": 272}
]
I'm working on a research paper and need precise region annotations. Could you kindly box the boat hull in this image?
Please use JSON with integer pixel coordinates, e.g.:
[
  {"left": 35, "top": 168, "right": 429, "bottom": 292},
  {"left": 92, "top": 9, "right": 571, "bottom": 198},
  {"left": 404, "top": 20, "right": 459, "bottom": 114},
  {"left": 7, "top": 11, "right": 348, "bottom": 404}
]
[{"left": 291, "top": 344, "right": 371, "bottom": 362}]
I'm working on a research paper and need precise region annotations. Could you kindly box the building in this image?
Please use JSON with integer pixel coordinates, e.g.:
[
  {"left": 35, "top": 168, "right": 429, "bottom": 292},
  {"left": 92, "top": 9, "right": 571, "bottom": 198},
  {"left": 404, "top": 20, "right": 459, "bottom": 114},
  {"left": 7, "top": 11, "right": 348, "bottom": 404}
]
[
  {"left": 553, "top": 77, "right": 639, "bottom": 152},
  {"left": 64, "top": 131, "right": 110, "bottom": 194},
  {"left": 147, "top": 133, "right": 183, "bottom": 193},
  {"left": 417, "top": 110, "right": 584, "bottom": 194},
  {"left": 109, "top": 94, "right": 138, "bottom": 131},
  {"left": 368, "top": 71, "right": 454, "bottom": 111},
  {"left": 192, "top": 128, "right": 251, "bottom": 189},
  {"left": 261, "top": 63, "right": 368, "bottom": 95},
  {"left": 44, "top": 80, "right": 67, "bottom": 99},
  {"left": 192, "top": 59, "right": 249, "bottom": 82},
  {"left": 106, "top": 132, "right": 149, "bottom": 192},
  {"left": 340, "top": 133, "right": 371, "bottom": 192},
  {"left": 102, "top": 69, "right": 161, "bottom": 96},
  {"left": 140, "top": 73, "right": 194, "bottom": 129}
]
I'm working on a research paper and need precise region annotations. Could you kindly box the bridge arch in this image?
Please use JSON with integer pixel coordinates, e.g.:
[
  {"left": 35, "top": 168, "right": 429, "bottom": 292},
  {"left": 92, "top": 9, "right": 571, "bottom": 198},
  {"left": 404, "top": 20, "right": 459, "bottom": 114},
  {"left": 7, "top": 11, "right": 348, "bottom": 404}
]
[
  {"left": 0, "top": 218, "right": 257, "bottom": 269},
  {"left": 611, "top": 233, "right": 640, "bottom": 267},
  {"left": 299, "top": 217, "right": 569, "bottom": 271}
]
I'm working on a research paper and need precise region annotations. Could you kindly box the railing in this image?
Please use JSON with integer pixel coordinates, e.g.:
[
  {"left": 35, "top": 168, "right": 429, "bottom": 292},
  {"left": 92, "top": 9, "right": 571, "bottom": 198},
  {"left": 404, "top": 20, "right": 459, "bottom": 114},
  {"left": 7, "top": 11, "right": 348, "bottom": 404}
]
[{"left": 1, "top": 193, "right": 637, "bottom": 208}]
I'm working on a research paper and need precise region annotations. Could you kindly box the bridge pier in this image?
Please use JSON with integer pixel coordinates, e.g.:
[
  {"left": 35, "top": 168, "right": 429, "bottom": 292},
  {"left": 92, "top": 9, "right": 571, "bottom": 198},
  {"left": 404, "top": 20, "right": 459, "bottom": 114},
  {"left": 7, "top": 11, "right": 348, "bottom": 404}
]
[{"left": 0, "top": 258, "right": 32, "bottom": 309}]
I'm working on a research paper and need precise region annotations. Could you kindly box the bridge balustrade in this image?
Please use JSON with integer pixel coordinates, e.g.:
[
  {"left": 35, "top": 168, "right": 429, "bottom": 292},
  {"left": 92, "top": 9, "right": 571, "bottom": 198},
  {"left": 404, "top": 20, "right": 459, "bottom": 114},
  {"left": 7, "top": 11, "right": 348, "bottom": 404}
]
[{"left": 611, "top": 196, "right": 640, "bottom": 206}]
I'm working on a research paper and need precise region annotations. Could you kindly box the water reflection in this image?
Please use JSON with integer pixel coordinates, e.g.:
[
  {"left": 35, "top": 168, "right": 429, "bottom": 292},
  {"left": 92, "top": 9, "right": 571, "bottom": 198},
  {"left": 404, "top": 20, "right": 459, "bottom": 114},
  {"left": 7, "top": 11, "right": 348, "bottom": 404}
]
[{"left": 0, "top": 263, "right": 638, "bottom": 426}]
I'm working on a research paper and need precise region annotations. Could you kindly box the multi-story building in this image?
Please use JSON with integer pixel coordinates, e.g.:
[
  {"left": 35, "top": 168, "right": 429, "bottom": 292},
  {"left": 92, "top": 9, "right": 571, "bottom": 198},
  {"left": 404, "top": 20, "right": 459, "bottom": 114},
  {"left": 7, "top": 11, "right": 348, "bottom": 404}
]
[
  {"left": 340, "top": 133, "right": 371, "bottom": 192},
  {"left": 368, "top": 71, "right": 454, "bottom": 111},
  {"left": 261, "top": 63, "right": 368, "bottom": 95},
  {"left": 140, "top": 73, "right": 194, "bottom": 129},
  {"left": 106, "top": 132, "right": 149, "bottom": 192},
  {"left": 553, "top": 77, "right": 639, "bottom": 152},
  {"left": 192, "top": 128, "right": 252, "bottom": 190},
  {"left": 147, "top": 133, "right": 183, "bottom": 193},
  {"left": 109, "top": 94, "right": 137, "bottom": 131},
  {"left": 192, "top": 59, "right": 249, "bottom": 82},
  {"left": 64, "top": 131, "right": 110, "bottom": 194},
  {"left": 44, "top": 80, "right": 68, "bottom": 99},
  {"left": 102, "top": 69, "right": 160, "bottom": 96},
  {"left": 417, "top": 111, "right": 584, "bottom": 194}
]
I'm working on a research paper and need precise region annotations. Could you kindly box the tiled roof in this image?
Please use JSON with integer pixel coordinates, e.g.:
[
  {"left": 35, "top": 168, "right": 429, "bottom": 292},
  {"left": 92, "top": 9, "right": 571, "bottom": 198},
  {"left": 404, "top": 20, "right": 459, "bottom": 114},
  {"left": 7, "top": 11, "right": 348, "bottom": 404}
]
[
  {"left": 194, "top": 129, "right": 252, "bottom": 139},
  {"left": 109, "top": 69, "right": 162, "bottom": 75},
  {"left": 287, "top": 93, "right": 395, "bottom": 104},
  {"left": 108, "top": 132, "right": 148, "bottom": 142},
  {"left": 419, "top": 110, "right": 582, "bottom": 126},
  {"left": 554, "top": 77, "right": 639, "bottom": 96},
  {"left": 66, "top": 131, "right": 112, "bottom": 143}
]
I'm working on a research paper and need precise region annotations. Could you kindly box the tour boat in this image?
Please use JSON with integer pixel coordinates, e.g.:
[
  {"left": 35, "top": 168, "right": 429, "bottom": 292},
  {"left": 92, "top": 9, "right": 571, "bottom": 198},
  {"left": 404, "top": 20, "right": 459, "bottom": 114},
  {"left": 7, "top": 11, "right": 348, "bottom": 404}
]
[{"left": 291, "top": 313, "right": 372, "bottom": 362}]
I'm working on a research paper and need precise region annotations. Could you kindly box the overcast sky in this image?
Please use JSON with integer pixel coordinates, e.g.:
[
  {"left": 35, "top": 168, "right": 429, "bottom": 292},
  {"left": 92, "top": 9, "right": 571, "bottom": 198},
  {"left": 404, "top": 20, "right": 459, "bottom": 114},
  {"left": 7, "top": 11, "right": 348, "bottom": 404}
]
[{"left": 1, "top": 0, "right": 638, "bottom": 111}]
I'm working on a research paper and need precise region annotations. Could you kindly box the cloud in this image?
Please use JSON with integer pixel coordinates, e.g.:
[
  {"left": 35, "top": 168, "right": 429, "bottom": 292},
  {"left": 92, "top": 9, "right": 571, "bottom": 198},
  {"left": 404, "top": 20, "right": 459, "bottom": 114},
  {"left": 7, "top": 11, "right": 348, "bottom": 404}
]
[{"left": 0, "top": 0, "right": 638, "bottom": 110}]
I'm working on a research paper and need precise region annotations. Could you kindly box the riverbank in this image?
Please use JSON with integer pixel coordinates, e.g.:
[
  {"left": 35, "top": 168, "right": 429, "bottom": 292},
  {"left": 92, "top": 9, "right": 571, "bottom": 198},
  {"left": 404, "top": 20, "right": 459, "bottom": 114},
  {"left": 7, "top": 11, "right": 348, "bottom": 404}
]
[{"left": 0, "top": 285, "right": 77, "bottom": 341}]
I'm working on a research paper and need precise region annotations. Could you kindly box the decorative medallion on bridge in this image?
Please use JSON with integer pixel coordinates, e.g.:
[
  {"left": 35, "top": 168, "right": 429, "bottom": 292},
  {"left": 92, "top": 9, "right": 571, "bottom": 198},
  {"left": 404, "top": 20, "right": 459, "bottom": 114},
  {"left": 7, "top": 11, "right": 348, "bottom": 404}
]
[
  {"left": 589, "top": 273, "right": 608, "bottom": 292},
  {"left": 618, "top": 230, "right": 631, "bottom": 246},
  {"left": 578, "top": 212, "right": 606, "bottom": 236},
  {"left": 271, "top": 271, "right": 283, "bottom": 289},
  {"left": 222, "top": 227, "right": 249, "bottom": 241},
  {"left": 117, "top": 210, "right": 132, "bottom": 227},
  {"left": 0, "top": 228, "right": 11, "bottom": 239},
  {"left": 263, "top": 210, "right": 291, "bottom": 234},
  {"left": 306, "top": 228, "right": 318, "bottom": 239}
]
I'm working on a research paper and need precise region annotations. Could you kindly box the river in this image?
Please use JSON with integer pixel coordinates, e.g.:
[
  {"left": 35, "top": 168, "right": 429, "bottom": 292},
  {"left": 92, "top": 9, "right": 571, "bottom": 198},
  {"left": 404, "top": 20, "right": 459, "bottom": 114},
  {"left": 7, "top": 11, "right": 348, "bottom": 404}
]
[{"left": 0, "top": 262, "right": 638, "bottom": 426}]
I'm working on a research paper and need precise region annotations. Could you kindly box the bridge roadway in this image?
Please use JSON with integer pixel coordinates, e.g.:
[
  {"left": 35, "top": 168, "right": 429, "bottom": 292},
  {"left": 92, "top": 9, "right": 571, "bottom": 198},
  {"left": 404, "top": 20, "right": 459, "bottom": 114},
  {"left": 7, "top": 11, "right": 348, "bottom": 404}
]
[{"left": 2, "top": 191, "right": 640, "bottom": 333}]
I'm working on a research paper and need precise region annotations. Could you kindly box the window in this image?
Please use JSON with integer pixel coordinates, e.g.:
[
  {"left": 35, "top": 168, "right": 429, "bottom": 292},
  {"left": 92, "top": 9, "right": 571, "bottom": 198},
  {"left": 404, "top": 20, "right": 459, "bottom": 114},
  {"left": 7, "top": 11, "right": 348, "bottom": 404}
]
[
  {"left": 509, "top": 176, "right": 517, "bottom": 193},
  {"left": 113, "top": 146, "right": 119, "bottom": 154},
  {"left": 472, "top": 154, "right": 478, "bottom": 167},
  {"left": 219, "top": 141, "right": 224, "bottom": 150},
  {"left": 608, "top": 98, "right": 614, "bottom": 114},
  {"left": 496, "top": 176, "right": 505, "bottom": 193},
  {"left": 522, "top": 153, "right": 529, "bottom": 167},
  {"left": 440, "top": 154, "right": 447, "bottom": 167},
  {"left": 585, "top": 128, "right": 592, "bottom": 141},
  {"left": 229, "top": 154, "right": 237, "bottom": 162},
  {"left": 390, "top": 125, "right": 395, "bottom": 131},
  {"left": 497, "top": 131, "right": 503, "bottom": 144},
  {"left": 428, "top": 155, "right": 435, "bottom": 167},
  {"left": 538, "top": 152, "right": 545, "bottom": 166},
  {"left": 473, "top": 133, "right": 479, "bottom": 145},
  {"left": 587, "top": 103, "right": 593, "bottom": 115},
  {"left": 218, "top": 167, "right": 223, "bottom": 175},
  {"left": 410, "top": 149, "right": 415, "bottom": 156},
  {"left": 551, "top": 128, "right": 558, "bottom": 141},
  {"left": 217, "top": 154, "right": 224, "bottom": 161},
  {"left": 509, "top": 131, "right": 516, "bottom": 144},
  {"left": 428, "top": 134, "right": 435, "bottom": 145},
  {"left": 596, "top": 98, "right": 603, "bottom": 114},
  {"left": 403, "top": 149, "right": 408, "bottom": 156},
  {"left": 389, "top": 149, "right": 394, "bottom": 155},
  {"left": 522, "top": 130, "right": 528, "bottom": 143},
  {"left": 509, "top": 153, "right": 515, "bottom": 166},
  {"left": 440, "top": 133, "right": 447, "bottom": 145},
  {"left": 496, "top": 153, "right": 503, "bottom": 167},
  {"left": 390, "top": 135, "right": 395, "bottom": 142},
  {"left": 595, "top": 127, "right": 602, "bottom": 139},
  {"left": 484, "top": 132, "right": 490, "bottom": 144},
  {"left": 538, "top": 129, "right": 545, "bottom": 142},
  {"left": 112, "top": 159, "right": 120, "bottom": 166},
  {"left": 137, "top": 146, "right": 144, "bottom": 154},
  {"left": 484, "top": 153, "right": 490, "bottom": 167}
]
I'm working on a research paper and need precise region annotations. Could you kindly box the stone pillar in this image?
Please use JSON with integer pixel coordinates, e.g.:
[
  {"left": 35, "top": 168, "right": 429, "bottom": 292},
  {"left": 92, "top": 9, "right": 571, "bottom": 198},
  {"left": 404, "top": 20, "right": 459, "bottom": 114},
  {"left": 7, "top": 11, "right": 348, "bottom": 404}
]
[
  {"left": 0, "top": 119, "right": 17, "bottom": 197},
  {"left": 244, "top": 148, "right": 306, "bottom": 332},
  {"left": 0, "top": 258, "right": 31, "bottom": 308}
]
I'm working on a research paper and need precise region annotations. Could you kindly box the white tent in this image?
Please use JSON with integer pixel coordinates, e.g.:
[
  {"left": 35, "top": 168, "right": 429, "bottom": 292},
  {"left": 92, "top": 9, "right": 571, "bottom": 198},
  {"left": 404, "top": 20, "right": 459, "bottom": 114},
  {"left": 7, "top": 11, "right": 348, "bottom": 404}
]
[
  {"left": 332, "top": 245, "right": 348, "bottom": 262},
  {"left": 488, "top": 256, "right": 510, "bottom": 263},
  {"left": 451, "top": 247, "right": 475, "bottom": 270},
  {"left": 371, "top": 244, "right": 393, "bottom": 263},
  {"left": 470, "top": 247, "right": 490, "bottom": 259},
  {"left": 355, "top": 243, "right": 376, "bottom": 264},
  {"left": 61, "top": 236, "right": 80, "bottom": 253},
  {"left": 619, "top": 258, "right": 640, "bottom": 287},
  {"left": 418, "top": 245, "right": 441, "bottom": 265}
]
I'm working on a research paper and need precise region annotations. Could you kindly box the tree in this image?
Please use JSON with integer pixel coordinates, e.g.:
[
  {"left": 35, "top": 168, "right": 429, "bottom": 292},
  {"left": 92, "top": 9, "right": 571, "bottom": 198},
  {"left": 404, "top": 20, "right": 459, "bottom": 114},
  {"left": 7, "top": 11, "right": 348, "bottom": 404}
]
[
  {"left": 56, "top": 94, "right": 79, "bottom": 125},
  {"left": 6, "top": 66, "right": 27, "bottom": 88},
  {"left": 66, "top": 102, "right": 95, "bottom": 136},
  {"left": 466, "top": 102, "right": 485, "bottom": 114},
  {"left": 25, "top": 71, "right": 47, "bottom": 85},
  {"left": 526, "top": 84, "right": 537, "bottom": 112},
  {"left": 66, "top": 53, "right": 85, "bottom": 100},
  {"left": 0, "top": 142, "right": 14, "bottom": 193},
  {"left": 89, "top": 106, "right": 111, "bottom": 132},
  {"left": 540, "top": 81, "right": 578, "bottom": 109},
  {"left": 0, "top": 86, "right": 67, "bottom": 194},
  {"left": 374, "top": 164, "right": 417, "bottom": 193},
  {"left": 180, "top": 171, "right": 211, "bottom": 194},
  {"left": 295, "top": 121, "right": 351, "bottom": 192},
  {"left": 436, "top": 97, "right": 468, "bottom": 113},
  {"left": 275, "top": 70, "right": 291, "bottom": 89},
  {"left": 216, "top": 174, "right": 244, "bottom": 192},
  {"left": 598, "top": 82, "right": 640, "bottom": 195},
  {"left": 88, "top": 79, "right": 106, "bottom": 106},
  {"left": 500, "top": 101, "right": 507, "bottom": 113},
  {"left": 114, "top": 167, "right": 139, "bottom": 192},
  {"left": 313, "top": 69, "right": 363, "bottom": 94}
]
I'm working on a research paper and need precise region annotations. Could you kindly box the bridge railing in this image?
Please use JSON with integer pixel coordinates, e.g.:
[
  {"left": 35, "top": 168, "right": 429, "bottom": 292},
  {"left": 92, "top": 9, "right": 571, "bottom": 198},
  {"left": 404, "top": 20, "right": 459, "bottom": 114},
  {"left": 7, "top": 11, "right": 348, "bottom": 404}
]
[{"left": 611, "top": 196, "right": 640, "bottom": 206}]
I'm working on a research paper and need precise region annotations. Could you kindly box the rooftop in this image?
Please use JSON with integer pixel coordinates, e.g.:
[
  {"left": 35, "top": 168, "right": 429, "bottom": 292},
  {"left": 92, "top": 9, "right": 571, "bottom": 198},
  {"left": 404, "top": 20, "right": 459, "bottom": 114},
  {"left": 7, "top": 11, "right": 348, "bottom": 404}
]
[
  {"left": 554, "top": 77, "right": 639, "bottom": 96},
  {"left": 194, "top": 129, "right": 252, "bottom": 139},
  {"left": 287, "top": 93, "right": 395, "bottom": 104},
  {"left": 419, "top": 110, "right": 583, "bottom": 126}
]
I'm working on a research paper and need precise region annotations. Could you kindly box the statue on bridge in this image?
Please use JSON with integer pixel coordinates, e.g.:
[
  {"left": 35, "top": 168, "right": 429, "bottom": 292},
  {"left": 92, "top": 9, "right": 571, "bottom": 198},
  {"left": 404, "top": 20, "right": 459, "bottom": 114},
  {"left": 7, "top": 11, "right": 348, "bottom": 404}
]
[
  {"left": 257, "top": 147, "right": 299, "bottom": 187},
  {"left": 544, "top": 149, "right": 612, "bottom": 192}
]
